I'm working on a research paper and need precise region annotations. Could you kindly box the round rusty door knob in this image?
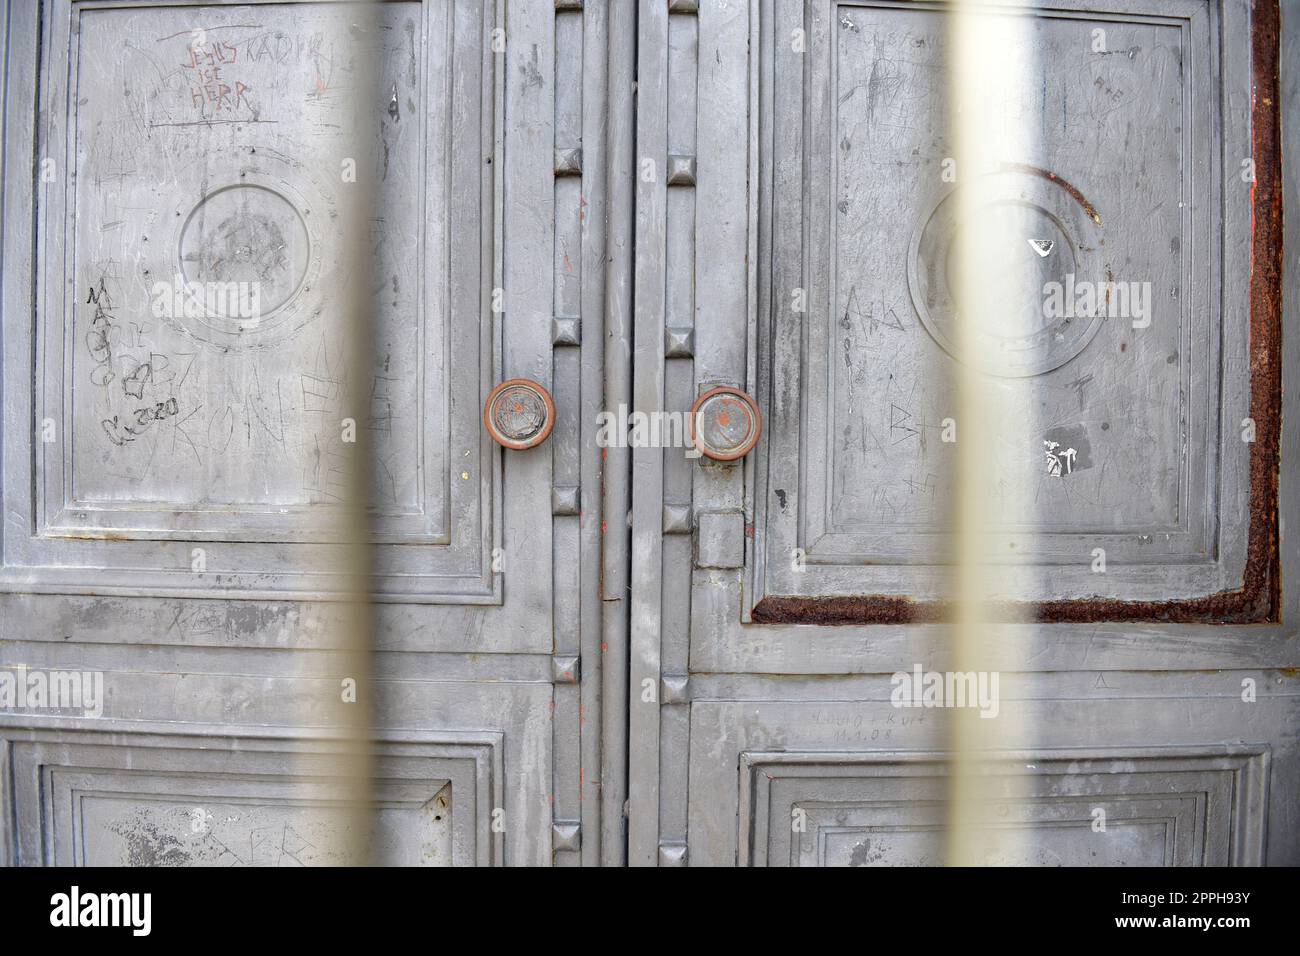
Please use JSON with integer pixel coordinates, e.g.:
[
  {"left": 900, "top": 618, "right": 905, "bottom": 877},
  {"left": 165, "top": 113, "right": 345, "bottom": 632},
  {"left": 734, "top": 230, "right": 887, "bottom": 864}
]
[
  {"left": 689, "top": 386, "right": 762, "bottom": 461},
  {"left": 483, "top": 378, "right": 556, "bottom": 450}
]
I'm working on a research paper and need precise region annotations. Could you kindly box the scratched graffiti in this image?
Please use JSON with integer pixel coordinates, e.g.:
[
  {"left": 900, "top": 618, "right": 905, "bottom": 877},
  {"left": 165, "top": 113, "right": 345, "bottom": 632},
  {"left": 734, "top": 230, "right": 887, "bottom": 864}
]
[
  {"left": 65, "top": 5, "right": 425, "bottom": 517},
  {"left": 825, "top": 7, "right": 1190, "bottom": 535},
  {"left": 96, "top": 797, "right": 451, "bottom": 867},
  {"left": 180, "top": 35, "right": 255, "bottom": 117}
]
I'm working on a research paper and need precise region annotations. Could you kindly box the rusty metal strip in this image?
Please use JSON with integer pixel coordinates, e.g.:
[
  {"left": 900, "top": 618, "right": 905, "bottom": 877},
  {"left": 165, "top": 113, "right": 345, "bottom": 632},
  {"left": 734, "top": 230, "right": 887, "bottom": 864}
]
[{"left": 754, "top": 0, "right": 1282, "bottom": 627}]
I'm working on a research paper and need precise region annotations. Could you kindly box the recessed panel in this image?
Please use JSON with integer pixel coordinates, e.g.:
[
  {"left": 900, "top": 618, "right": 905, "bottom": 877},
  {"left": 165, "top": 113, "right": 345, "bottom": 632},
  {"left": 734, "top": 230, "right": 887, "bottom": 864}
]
[
  {"left": 4, "top": 0, "right": 499, "bottom": 599},
  {"left": 742, "top": 749, "right": 1267, "bottom": 866},
  {"left": 753, "top": 0, "right": 1257, "bottom": 610},
  {"left": 78, "top": 788, "right": 452, "bottom": 867},
  {"left": 6, "top": 731, "right": 501, "bottom": 866},
  {"left": 62, "top": 2, "right": 429, "bottom": 530},
  {"left": 828, "top": 6, "right": 1194, "bottom": 537}
]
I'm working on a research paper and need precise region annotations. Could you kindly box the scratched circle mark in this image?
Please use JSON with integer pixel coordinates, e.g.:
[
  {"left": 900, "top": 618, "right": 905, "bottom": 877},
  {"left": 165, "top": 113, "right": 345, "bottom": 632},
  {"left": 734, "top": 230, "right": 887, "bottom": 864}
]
[
  {"left": 484, "top": 380, "right": 555, "bottom": 450},
  {"left": 178, "top": 183, "right": 312, "bottom": 322},
  {"left": 690, "top": 387, "right": 762, "bottom": 461},
  {"left": 908, "top": 171, "right": 1105, "bottom": 377}
]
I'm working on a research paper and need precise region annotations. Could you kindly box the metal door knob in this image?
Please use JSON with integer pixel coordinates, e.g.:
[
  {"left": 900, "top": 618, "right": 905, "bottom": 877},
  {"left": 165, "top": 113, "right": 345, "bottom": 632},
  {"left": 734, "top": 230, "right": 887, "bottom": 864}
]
[
  {"left": 689, "top": 386, "right": 762, "bottom": 461},
  {"left": 483, "top": 378, "right": 556, "bottom": 450}
]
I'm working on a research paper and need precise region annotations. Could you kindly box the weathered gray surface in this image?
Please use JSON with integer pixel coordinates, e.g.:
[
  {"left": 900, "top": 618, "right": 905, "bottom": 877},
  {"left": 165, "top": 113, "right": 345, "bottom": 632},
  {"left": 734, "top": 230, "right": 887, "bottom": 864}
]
[
  {"left": 1, "top": 0, "right": 616, "bottom": 866},
  {"left": 631, "top": 0, "right": 1299, "bottom": 866},
  {"left": 760, "top": 0, "right": 1241, "bottom": 603},
  {"left": 1, "top": 0, "right": 1297, "bottom": 869}
]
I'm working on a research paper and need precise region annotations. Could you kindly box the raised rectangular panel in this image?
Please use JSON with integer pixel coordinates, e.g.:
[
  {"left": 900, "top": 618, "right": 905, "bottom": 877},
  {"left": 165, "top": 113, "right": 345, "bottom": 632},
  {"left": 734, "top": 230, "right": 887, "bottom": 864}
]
[
  {"left": 59, "top": 3, "right": 425, "bottom": 529},
  {"left": 813, "top": 816, "right": 1176, "bottom": 867},
  {"left": 2, "top": 0, "right": 500, "bottom": 601},
  {"left": 752, "top": 0, "right": 1264, "bottom": 613},
  {"left": 4, "top": 729, "right": 503, "bottom": 866},
  {"left": 740, "top": 749, "right": 1269, "bottom": 867},
  {"left": 72, "top": 783, "right": 453, "bottom": 867}
]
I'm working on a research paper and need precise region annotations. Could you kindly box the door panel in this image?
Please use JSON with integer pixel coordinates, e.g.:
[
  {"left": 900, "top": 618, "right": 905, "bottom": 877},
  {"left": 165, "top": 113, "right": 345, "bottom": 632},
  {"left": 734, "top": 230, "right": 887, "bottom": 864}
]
[
  {"left": 18, "top": 0, "right": 497, "bottom": 599},
  {"left": 1, "top": 0, "right": 613, "bottom": 866},
  {"left": 757, "top": 0, "right": 1252, "bottom": 611},
  {"left": 631, "top": 0, "right": 1297, "bottom": 866},
  {"left": 735, "top": 745, "right": 1269, "bottom": 867}
]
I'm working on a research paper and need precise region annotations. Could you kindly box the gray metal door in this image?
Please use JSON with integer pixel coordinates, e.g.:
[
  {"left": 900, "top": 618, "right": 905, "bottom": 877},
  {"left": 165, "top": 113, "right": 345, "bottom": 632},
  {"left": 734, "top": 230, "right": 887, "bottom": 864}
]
[
  {"left": 628, "top": 0, "right": 1298, "bottom": 866},
  {"left": 0, "top": 0, "right": 619, "bottom": 866},
  {"left": 2, "top": 0, "right": 1297, "bottom": 870}
]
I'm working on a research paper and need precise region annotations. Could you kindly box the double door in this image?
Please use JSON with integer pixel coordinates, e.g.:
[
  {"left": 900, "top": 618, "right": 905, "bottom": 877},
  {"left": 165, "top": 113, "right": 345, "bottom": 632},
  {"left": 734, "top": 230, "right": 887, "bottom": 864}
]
[{"left": 0, "top": 0, "right": 1295, "bottom": 867}]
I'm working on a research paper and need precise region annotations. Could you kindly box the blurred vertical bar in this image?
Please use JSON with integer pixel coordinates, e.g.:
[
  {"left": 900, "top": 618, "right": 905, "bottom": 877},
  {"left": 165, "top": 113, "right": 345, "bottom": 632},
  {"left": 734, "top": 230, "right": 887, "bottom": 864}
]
[
  {"left": 945, "top": 0, "right": 1039, "bottom": 866},
  {"left": 331, "top": 0, "right": 381, "bottom": 866}
]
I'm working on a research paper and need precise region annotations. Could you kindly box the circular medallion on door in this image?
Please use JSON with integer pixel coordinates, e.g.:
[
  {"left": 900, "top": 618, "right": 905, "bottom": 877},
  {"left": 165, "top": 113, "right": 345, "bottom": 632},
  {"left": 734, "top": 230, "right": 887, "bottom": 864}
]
[
  {"left": 161, "top": 139, "right": 333, "bottom": 348},
  {"left": 907, "top": 166, "right": 1106, "bottom": 377},
  {"left": 177, "top": 183, "right": 312, "bottom": 321}
]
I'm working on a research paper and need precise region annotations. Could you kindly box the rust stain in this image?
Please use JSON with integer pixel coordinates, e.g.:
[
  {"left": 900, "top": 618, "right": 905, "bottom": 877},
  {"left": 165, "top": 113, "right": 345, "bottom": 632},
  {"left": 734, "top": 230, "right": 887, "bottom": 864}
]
[
  {"left": 753, "top": 594, "right": 935, "bottom": 626},
  {"left": 999, "top": 162, "right": 1103, "bottom": 225},
  {"left": 756, "top": 2, "right": 1282, "bottom": 627}
]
